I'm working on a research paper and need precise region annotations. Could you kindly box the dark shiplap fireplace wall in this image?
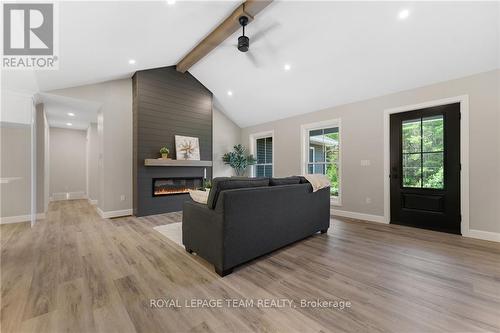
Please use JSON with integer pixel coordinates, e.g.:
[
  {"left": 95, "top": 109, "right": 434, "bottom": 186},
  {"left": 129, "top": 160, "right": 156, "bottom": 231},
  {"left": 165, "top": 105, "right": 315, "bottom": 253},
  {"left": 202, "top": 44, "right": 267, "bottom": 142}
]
[{"left": 133, "top": 66, "right": 213, "bottom": 216}]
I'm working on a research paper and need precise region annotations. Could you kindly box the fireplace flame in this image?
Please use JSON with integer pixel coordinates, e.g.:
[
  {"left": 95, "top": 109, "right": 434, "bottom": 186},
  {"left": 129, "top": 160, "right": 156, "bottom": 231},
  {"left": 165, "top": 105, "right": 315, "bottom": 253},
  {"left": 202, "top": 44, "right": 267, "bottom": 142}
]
[
  {"left": 153, "top": 178, "right": 203, "bottom": 197},
  {"left": 154, "top": 187, "right": 191, "bottom": 196}
]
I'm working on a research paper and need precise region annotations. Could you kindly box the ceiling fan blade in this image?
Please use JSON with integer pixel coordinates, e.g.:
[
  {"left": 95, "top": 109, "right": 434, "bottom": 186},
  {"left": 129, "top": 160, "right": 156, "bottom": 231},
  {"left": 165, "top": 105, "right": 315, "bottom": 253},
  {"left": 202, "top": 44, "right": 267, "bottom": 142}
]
[
  {"left": 251, "top": 21, "right": 281, "bottom": 44},
  {"left": 218, "top": 42, "right": 238, "bottom": 49},
  {"left": 246, "top": 51, "right": 261, "bottom": 68}
]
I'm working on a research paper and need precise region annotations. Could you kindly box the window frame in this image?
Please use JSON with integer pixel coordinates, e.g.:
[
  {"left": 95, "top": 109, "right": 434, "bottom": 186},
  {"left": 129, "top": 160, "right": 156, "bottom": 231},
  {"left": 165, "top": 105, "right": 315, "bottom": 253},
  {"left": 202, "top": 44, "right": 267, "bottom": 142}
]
[
  {"left": 301, "top": 119, "right": 342, "bottom": 206},
  {"left": 249, "top": 130, "right": 274, "bottom": 178}
]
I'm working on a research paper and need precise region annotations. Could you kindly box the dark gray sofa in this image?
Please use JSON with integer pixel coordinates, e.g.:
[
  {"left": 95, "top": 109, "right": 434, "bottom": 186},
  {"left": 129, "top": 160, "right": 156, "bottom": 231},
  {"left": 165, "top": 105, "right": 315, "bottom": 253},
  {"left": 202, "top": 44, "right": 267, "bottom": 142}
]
[{"left": 182, "top": 177, "right": 331, "bottom": 276}]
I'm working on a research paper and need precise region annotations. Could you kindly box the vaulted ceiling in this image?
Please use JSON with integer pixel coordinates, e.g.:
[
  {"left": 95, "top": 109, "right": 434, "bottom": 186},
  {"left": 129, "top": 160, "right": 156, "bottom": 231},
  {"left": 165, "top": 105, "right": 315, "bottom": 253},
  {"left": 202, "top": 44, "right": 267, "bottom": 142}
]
[
  {"left": 8, "top": 1, "right": 500, "bottom": 128},
  {"left": 190, "top": 1, "right": 499, "bottom": 126}
]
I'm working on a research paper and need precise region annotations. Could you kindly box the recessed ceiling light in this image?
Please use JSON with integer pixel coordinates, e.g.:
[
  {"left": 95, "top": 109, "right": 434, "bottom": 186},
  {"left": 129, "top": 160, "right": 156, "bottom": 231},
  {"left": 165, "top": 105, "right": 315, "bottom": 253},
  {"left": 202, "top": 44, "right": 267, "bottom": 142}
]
[
  {"left": 67, "top": 112, "right": 75, "bottom": 117},
  {"left": 398, "top": 9, "right": 410, "bottom": 20},
  {"left": 128, "top": 59, "right": 136, "bottom": 65},
  {"left": 227, "top": 90, "right": 233, "bottom": 96},
  {"left": 284, "top": 63, "right": 291, "bottom": 71},
  {"left": 166, "top": 0, "right": 176, "bottom": 5},
  {"left": 66, "top": 123, "right": 73, "bottom": 126}
]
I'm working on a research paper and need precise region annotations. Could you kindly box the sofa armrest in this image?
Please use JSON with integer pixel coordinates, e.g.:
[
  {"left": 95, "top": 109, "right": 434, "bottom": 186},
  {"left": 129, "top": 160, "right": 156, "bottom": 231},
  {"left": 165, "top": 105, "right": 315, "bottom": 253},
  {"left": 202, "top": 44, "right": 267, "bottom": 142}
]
[{"left": 182, "top": 201, "right": 224, "bottom": 270}]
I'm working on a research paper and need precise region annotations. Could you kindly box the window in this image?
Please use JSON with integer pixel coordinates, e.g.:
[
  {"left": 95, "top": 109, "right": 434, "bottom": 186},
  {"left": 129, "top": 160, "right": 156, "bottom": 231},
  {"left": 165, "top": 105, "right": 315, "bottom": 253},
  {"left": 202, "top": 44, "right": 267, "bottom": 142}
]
[
  {"left": 250, "top": 132, "right": 273, "bottom": 177},
  {"left": 302, "top": 120, "right": 341, "bottom": 203},
  {"left": 402, "top": 115, "right": 444, "bottom": 189}
]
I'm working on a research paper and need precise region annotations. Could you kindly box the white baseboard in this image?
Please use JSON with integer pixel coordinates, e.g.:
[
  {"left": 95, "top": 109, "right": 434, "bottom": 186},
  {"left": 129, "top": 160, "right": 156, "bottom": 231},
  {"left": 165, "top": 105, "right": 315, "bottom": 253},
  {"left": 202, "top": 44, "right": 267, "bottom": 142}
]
[
  {"left": 0, "top": 213, "right": 45, "bottom": 224},
  {"left": 51, "top": 191, "right": 87, "bottom": 201},
  {"left": 88, "top": 198, "right": 98, "bottom": 205},
  {"left": 97, "top": 208, "right": 132, "bottom": 219},
  {"left": 464, "top": 229, "right": 500, "bottom": 242},
  {"left": 331, "top": 209, "right": 386, "bottom": 223},
  {"left": 332, "top": 209, "right": 500, "bottom": 243}
]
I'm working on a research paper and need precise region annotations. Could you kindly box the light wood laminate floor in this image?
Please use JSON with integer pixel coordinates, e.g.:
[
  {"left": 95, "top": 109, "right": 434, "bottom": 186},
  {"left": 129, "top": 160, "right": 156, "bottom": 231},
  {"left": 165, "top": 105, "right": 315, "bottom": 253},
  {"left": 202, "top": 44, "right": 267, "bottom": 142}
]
[{"left": 1, "top": 200, "right": 500, "bottom": 333}]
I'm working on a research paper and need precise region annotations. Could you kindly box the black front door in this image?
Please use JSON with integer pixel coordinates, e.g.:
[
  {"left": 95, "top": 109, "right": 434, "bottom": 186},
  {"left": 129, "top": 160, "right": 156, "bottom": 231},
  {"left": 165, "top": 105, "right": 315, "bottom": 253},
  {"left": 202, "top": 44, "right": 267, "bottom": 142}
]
[{"left": 390, "top": 103, "right": 461, "bottom": 234}]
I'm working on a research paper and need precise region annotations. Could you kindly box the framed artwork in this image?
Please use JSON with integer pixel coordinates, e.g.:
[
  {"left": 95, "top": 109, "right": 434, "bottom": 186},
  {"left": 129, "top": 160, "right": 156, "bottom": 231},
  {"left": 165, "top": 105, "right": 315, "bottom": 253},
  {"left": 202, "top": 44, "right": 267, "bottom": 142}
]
[{"left": 175, "top": 135, "right": 200, "bottom": 160}]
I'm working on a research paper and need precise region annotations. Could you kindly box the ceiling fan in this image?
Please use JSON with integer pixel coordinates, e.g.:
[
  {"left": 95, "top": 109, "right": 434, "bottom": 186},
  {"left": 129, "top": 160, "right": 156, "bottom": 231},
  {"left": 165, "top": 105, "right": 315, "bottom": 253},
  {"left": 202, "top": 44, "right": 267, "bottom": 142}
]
[
  {"left": 234, "top": 13, "right": 280, "bottom": 67},
  {"left": 176, "top": 0, "right": 274, "bottom": 73},
  {"left": 237, "top": 16, "right": 250, "bottom": 52}
]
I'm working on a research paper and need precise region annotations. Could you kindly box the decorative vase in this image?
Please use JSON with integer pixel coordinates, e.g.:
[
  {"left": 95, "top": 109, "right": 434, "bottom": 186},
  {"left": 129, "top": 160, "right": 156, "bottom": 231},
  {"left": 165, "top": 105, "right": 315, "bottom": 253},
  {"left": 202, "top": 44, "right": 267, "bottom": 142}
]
[{"left": 161, "top": 153, "right": 168, "bottom": 159}]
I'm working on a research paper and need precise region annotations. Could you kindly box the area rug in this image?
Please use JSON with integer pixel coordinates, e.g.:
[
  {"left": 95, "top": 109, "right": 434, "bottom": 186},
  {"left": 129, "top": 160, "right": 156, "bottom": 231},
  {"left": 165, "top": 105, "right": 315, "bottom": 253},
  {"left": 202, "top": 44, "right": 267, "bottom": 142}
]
[{"left": 153, "top": 222, "right": 184, "bottom": 248}]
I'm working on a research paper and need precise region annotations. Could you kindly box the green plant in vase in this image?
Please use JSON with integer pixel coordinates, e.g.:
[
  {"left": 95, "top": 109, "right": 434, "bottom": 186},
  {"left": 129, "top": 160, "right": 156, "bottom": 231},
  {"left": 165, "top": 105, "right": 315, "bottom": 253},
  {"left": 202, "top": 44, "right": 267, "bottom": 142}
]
[
  {"left": 159, "top": 146, "right": 169, "bottom": 159},
  {"left": 222, "top": 144, "right": 256, "bottom": 176},
  {"left": 202, "top": 180, "right": 212, "bottom": 191}
]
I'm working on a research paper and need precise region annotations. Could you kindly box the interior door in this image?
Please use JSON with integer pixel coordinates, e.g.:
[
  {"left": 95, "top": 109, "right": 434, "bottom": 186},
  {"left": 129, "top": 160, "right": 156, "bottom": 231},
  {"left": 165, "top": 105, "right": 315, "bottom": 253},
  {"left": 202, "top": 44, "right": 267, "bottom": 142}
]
[{"left": 390, "top": 103, "right": 461, "bottom": 234}]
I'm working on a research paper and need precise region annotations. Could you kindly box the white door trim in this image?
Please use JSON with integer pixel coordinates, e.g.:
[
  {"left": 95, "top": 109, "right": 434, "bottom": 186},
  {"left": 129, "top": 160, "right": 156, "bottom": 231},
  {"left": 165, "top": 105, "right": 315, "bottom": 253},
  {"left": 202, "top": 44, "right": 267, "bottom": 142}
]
[
  {"left": 30, "top": 97, "right": 36, "bottom": 227},
  {"left": 383, "top": 95, "right": 470, "bottom": 236}
]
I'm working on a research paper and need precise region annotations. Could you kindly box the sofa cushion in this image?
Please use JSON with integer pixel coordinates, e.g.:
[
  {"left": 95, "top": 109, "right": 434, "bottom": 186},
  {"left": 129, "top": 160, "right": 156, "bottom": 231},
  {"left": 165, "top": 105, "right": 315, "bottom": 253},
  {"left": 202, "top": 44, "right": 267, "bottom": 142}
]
[
  {"left": 207, "top": 177, "right": 270, "bottom": 209},
  {"left": 269, "top": 176, "right": 301, "bottom": 186}
]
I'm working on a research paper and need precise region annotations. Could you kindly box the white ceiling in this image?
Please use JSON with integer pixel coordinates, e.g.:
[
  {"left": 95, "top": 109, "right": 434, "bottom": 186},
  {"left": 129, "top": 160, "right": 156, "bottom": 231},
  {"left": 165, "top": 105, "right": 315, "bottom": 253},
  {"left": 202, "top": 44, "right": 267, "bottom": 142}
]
[
  {"left": 191, "top": 1, "right": 500, "bottom": 127},
  {"left": 34, "top": 1, "right": 239, "bottom": 91},
  {"left": 39, "top": 93, "right": 100, "bottom": 130},
  {"left": 20, "top": 1, "right": 500, "bottom": 128}
]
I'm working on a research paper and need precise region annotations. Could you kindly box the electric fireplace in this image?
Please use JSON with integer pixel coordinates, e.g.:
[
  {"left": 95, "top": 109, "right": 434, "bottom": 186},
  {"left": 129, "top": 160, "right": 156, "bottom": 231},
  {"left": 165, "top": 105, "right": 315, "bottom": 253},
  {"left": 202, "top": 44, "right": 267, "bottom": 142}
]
[{"left": 152, "top": 177, "right": 203, "bottom": 197}]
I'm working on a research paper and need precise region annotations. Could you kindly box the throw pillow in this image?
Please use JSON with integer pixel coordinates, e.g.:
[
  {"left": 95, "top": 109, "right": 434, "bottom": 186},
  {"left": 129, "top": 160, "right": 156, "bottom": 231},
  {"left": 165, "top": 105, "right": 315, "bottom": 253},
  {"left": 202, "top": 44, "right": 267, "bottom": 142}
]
[{"left": 188, "top": 189, "right": 209, "bottom": 204}]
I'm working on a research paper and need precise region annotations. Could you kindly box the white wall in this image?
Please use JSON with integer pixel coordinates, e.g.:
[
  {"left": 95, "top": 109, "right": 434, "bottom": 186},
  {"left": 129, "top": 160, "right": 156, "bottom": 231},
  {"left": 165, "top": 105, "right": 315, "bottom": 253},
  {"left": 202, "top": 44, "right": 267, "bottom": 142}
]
[
  {"left": 0, "top": 90, "right": 34, "bottom": 222},
  {"left": 0, "top": 123, "right": 31, "bottom": 219},
  {"left": 44, "top": 110, "right": 50, "bottom": 212},
  {"left": 49, "top": 127, "right": 87, "bottom": 199},
  {"left": 48, "top": 79, "right": 133, "bottom": 215},
  {"left": 213, "top": 106, "right": 241, "bottom": 177},
  {"left": 1, "top": 90, "right": 33, "bottom": 125},
  {"left": 241, "top": 69, "right": 500, "bottom": 235},
  {"left": 86, "top": 123, "right": 99, "bottom": 204},
  {"left": 35, "top": 104, "right": 45, "bottom": 214}
]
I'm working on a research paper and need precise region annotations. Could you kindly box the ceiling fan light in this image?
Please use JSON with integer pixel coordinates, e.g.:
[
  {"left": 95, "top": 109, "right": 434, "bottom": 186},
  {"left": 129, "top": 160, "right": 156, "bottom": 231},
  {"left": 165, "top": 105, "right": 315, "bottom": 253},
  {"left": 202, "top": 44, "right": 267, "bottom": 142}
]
[{"left": 238, "top": 36, "right": 249, "bottom": 52}]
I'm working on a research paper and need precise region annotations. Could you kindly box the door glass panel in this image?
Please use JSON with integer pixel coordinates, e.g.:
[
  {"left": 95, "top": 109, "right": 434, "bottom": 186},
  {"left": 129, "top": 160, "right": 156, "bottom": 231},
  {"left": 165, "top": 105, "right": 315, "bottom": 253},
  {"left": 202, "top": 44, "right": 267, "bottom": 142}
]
[
  {"left": 423, "top": 152, "right": 444, "bottom": 189},
  {"left": 326, "top": 149, "right": 339, "bottom": 163},
  {"left": 402, "top": 118, "right": 421, "bottom": 153},
  {"left": 265, "top": 137, "right": 272, "bottom": 163},
  {"left": 403, "top": 153, "right": 422, "bottom": 187},
  {"left": 307, "top": 127, "right": 339, "bottom": 198},
  {"left": 325, "top": 130, "right": 339, "bottom": 163},
  {"left": 264, "top": 165, "right": 272, "bottom": 177},
  {"left": 255, "top": 136, "right": 272, "bottom": 177},
  {"left": 326, "top": 163, "right": 339, "bottom": 196},
  {"left": 256, "top": 165, "right": 265, "bottom": 177},
  {"left": 256, "top": 138, "right": 266, "bottom": 164},
  {"left": 309, "top": 132, "right": 325, "bottom": 162},
  {"left": 422, "top": 115, "right": 444, "bottom": 152},
  {"left": 401, "top": 114, "right": 445, "bottom": 189},
  {"left": 313, "top": 164, "right": 325, "bottom": 174}
]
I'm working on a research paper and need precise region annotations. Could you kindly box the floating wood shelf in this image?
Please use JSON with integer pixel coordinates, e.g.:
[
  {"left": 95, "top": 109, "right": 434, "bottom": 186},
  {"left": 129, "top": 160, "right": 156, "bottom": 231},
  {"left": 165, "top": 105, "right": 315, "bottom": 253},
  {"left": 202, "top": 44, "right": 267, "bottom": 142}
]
[{"left": 144, "top": 159, "right": 212, "bottom": 167}]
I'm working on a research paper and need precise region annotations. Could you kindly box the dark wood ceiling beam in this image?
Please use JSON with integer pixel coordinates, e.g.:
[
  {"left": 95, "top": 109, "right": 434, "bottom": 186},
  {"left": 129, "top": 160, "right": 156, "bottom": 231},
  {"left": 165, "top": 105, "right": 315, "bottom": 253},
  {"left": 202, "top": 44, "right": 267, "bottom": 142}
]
[{"left": 176, "top": 0, "right": 273, "bottom": 73}]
